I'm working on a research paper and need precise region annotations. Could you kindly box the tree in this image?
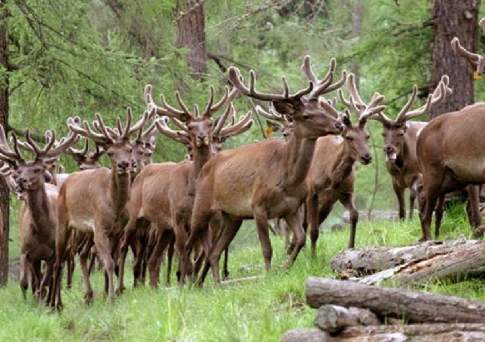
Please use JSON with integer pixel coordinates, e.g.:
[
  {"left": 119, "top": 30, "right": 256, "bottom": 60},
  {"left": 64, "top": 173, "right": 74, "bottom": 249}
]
[
  {"left": 175, "top": 0, "right": 207, "bottom": 78},
  {"left": 0, "top": 0, "right": 9, "bottom": 287},
  {"left": 429, "top": 0, "right": 481, "bottom": 117}
]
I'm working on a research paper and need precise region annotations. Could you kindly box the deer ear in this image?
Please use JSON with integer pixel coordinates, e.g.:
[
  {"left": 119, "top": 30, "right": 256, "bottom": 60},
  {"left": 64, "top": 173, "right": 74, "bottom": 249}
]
[{"left": 272, "top": 100, "right": 299, "bottom": 116}]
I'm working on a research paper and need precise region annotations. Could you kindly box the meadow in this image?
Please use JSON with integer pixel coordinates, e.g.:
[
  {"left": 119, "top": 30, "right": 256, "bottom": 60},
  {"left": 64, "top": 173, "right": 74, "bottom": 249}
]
[{"left": 1, "top": 207, "right": 483, "bottom": 342}]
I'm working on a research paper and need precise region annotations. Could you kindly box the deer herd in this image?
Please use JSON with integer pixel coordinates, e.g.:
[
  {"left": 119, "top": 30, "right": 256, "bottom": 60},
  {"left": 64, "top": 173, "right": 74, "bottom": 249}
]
[{"left": 0, "top": 25, "right": 485, "bottom": 310}]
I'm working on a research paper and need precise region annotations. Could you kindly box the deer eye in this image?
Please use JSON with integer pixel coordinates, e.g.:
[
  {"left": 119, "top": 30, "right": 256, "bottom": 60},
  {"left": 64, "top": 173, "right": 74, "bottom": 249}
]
[
  {"left": 346, "top": 136, "right": 354, "bottom": 141},
  {"left": 365, "top": 134, "right": 370, "bottom": 140}
]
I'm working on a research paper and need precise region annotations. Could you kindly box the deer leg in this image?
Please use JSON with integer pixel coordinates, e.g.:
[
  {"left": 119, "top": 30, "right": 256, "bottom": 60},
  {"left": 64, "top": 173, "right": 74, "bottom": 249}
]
[
  {"left": 466, "top": 185, "right": 481, "bottom": 233},
  {"left": 148, "top": 228, "right": 172, "bottom": 288},
  {"left": 50, "top": 211, "right": 70, "bottom": 310},
  {"left": 434, "top": 194, "right": 446, "bottom": 239},
  {"left": 79, "top": 243, "right": 94, "bottom": 304},
  {"left": 253, "top": 207, "right": 272, "bottom": 272},
  {"left": 421, "top": 182, "right": 440, "bottom": 242},
  {"left": 39, "top": 260, "right": 54, "bottom": 302},
  {"left": 310, "top": 194, "right": 334, "bottom": 257},
  {"left": 117, "top": 217, "right": 145, "bottom": 294},
  {"left": 183, "top": 211, "right": 212, "bottom": 284},
  {"left": 19, "top": 254, "right": 29, "bottom": 300},
  {"left": 222, "top": 247, "right": 229, "bottom": 281},
  {"left": 340, "top": 193, "right": 358, "bottom": 249},
  {"left": 93, "top": 228, "right": 115, "bottom": 303},
  {"left": 200, "top": 216, "right": 242, "bottom": 286},
  {"left": 284, "top": 212, "right": 305, "bottom": 268},
  {"left": 409, "top": 181, "right": 419, "bottom": 220},
  {"left": 392, "top": 181, "right": 406, "bottom": 220},
  {"left": 307, "top": 193, "right": 319, "bottom": 258},
  {"left": 165, "top": 232, "right": 175, "bottom": 286}
]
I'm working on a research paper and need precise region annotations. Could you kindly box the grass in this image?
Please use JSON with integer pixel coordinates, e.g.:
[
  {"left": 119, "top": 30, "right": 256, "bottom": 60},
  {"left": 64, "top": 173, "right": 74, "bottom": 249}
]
[{"left": 0, "top": 209, "right": 484, "bottom": 341}]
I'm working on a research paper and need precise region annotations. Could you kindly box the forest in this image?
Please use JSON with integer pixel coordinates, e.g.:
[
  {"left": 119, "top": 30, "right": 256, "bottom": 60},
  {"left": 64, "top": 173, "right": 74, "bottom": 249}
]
[{"left": 0, "top": 0, "right": 485, "bottom": 341}]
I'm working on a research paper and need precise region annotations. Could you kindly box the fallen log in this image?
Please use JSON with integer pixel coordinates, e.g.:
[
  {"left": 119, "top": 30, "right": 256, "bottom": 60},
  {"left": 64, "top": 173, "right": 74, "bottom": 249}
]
[
  {"left": 358, "top": 241, "right": 485, "bottom": 286},
  {"left": 281, "top": 328, "right": 330, "bottom": 342},
  {"left": 315, "top": 305, "right": 380, "bottom": 333},
  {"left": 330, "top": 239, "right": 482, "bottom": 278},
  {"left": 306, "top": 277, "right": 485, "bottom": 323},
  {"left": 338, "top": 323, "right": 485, "bottom": 341}
]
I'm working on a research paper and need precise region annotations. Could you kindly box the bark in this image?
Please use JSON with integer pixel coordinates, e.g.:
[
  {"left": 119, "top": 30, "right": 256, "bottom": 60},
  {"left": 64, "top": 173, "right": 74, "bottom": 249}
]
[
  {"left": 358, "top": 241, "right": 485, "bottom": 286},
  {"left": 175, "top": 0, "right": 207, "bottom": 78},
  {"left": 306, "top": 277, "right": 485, "bottom": 323},
  {"left": 339, "top": 323, "right": 485, "bottom": 341},
  {"left": 315, "top": 305, "right": 380, "bottom": 333},
  {"left": 429, "top": 0, "right": 480, "bottom": 117},
  {"left": 0, "top": 1, "right": 9, "bottom": 287},
  {"left": 330, "top": 239, "right": 479, "bottom": 278},
  {"left": 281, "top": 328, "right": 331, "bottom": 342}
]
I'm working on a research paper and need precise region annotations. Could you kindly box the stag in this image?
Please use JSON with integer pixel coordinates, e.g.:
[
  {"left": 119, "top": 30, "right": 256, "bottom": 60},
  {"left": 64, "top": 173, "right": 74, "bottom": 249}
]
[
  {"left": 182, "top": 56, "right": 346, "bottom": 285},
  {"left": 116, "top": 85, "right": 248, "bottom": 290},
  {"left": 305, "top": 74, "right": 385, "bottom": 254},
  {"left": 372, "top": 75, "right": 452, "bottom": 221},
  {"left": 417, "top": 31, "right": 485, "bottom": 240},
  {"left": 0, "top": 126, "right": 78, "bottom": 299},
  {"left": 49, "top": 109, "right": 148, "bottom": 309}
]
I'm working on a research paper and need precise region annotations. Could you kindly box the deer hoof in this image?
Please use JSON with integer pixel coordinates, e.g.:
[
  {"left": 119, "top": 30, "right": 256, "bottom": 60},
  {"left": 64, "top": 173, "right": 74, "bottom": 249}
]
[{"left": 84, "top": 291, "right": 94, "bottom": 305}]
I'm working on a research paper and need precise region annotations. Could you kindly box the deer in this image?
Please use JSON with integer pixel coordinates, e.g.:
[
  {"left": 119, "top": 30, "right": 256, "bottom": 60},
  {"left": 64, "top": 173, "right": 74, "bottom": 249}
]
[
  {"left": 372, "top": 75, "right": 452, "bottom": 222},
  {"left": 49, "top": 109, "right": 148, "bottom": 309},
  {"left": 417, "top": 31, "right": 485, "bottom": 241},
  {"left": 0, "top": 126, "right": 78, "bottom": 300},
  {"left": 116, "top": 84, "right": 249, "bottom": 290},
  {"left": 181, "top": 55, "right": 346, "bottom": 285},
  {"left": 305, "top": 74, "right": 385, "bottom": 255}
]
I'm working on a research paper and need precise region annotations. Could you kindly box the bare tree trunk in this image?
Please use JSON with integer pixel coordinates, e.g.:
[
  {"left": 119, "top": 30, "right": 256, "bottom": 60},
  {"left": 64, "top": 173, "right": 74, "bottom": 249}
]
[
  {"left": 429, "top": 0, "right": 480, "bottom": 117},
  {"left": 0, "top": 1, "right": 9, "bottom": 287},
  {"left": 175, "top": 0, "right": 207, "bottom": 79}
]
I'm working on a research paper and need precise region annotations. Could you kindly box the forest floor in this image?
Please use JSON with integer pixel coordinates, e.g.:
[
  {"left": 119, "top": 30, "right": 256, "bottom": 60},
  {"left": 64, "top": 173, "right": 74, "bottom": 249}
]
[{"left": 0, "top": 208, "right": 484, "bottom": 341}]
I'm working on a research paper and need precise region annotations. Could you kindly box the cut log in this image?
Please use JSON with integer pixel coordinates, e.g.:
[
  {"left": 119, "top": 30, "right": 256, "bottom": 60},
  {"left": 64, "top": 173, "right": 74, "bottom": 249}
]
[
  {"left": 315, "top": 305, "right": 380, "bottom": 333},
  {"left": 338, "top": 323, "right": 485, "bottom": 341},
  {"left": 306, "top": 277, "right": 485, "bottom": 323},
  {"left": 281, "top": 328, "right": 331, "bottom": 342},
  {"left": 358, "top": 241, "right": 485, "bottom": 285},
  {"left": 330, "top": 239, "right": 482, "bottom": 278}
]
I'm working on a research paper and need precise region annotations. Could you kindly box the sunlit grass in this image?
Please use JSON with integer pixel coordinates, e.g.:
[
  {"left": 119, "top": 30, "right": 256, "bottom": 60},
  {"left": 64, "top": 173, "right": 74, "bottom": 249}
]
[{"left": 0, "top": 211, "right": 483, "bottom": 341}]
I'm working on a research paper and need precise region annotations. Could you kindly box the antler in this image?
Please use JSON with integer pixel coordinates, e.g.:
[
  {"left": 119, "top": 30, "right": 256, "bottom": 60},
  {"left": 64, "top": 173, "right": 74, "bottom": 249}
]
[
  {"left": 301, "top": 56, "right": 347, "bottom": 100},
  {"left": 218, "top": 111, "right": 253, "bottom": 139},
  {"left": 255, "top": 105, "right": 288, "bottom": 124},
  {"left": 228, "top": 66, "right": 313, "bottom": 102},
  {"left": 213, "top": 103, "right": 235, "bottom": 136},
  {"left": 338, "top": 73, "right": 385, "bottom": 124},
  {"left": 154, "top": 117, "right": 190, "bottom": 145},
  {"left": 25, "top": 129, "right": 79, "bottom": 159},
  {"left": 395, "top": 74, "right": 452, "bottom": 122},
  {"left": 0, "top": 126, "right": 24, "bottom": 165}
]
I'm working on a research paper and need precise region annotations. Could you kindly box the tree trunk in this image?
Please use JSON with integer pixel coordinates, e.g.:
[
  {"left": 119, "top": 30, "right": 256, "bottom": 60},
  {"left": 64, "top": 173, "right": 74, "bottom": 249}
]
[
  {"left": 0, "top": 1, "right": 9, "bottom": 287},
  {"left": 315, "top": 305, "right": 380, "bottom": 333},
  {"left": 358, "top": 241, "right": 485, "bottom": 286},
  {"left": 330, "top": 239, "right": 481, "bottom": 278},
  {"left": 339, "top": 323, "right": 485, "bottom": 341},
  {"left": 429, "top": 0, "right": 480, "bottom": 117},
  {"left": 306, "top": 278, "right": 485, "bottom": 323},
  {"left": 175, "top": 0, "right": 207, "bottom": 79}
]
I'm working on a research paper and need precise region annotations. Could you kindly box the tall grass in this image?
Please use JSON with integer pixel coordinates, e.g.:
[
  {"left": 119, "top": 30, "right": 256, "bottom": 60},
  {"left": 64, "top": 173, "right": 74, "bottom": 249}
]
[{"left": 0, "top": 213, "right": 483, "bottom": 341}]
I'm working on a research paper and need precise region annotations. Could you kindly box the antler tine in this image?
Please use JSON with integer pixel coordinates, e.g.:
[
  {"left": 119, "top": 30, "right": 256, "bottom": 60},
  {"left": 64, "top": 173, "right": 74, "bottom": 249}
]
[
  {"left": 213, "top": 102, "right": 235, "bottom": 136},
  {"left": 68, "top": 138, "right": 89, "bottom": 155},
  {"left": 395, "top": 86, "right": 418, "bottom": 122},
  {"left": 359, "top": 93, "right": 386, "bottom": 123},
  {"left": 228, "top": 66, "right": 313, "bottom": 102},
  {"left": 201, "top": 87, "right": 215, "bottom": 118},
  {"left": 116, "top": 117, "right": 123, "bottom": 136},
  {"left": 0, "top": 126, "right": 20, "bottom": 163},
  {"left": 144, "top": 84, "right": 171, "bottom": 117},
  {"left": 154, "top": 117, "right": 190, "bottom": 144},
  {"left": 219, "top": 110, "right": 253, "bottom": 138},
  {"left": 209, "top": 86, "right": 239, "bottom": 114},
  {"left": 39, "top": 130, "right": 56, "bottom": 156},
  {"left": 170, "top": 116, "right": 191, "bottom": 133},
  {"left": 345, "top": 73, "right": 366, "bottom": 108},
  {"left": 301, "top": 55, "right": 319, "bottom": 84},
  {"left": 121, "top": 107, "right": 133, "bottom": 138},
  {"left": 255, "top": 105, "right": 286, "bottom": 123},
  {"left": 141, "top": 120, "right": 158, "bottom": 141},
  {"left": 480, "top": 17, "right": 485, "bottom": 35},
  {"left": 93, "top": 113, "right": 112, "bottom": 140},
  {"left": 67, "top": 116, "right": 111, "bottom": 145},
  {"left": 13, "top": 137, "right": 35, "bottom": 154},
  {"left": 451, "top": 37, "right": 480, "bottom": 63},
  {"left": 45, "top": 131, "right": 79, "bottom": 158},
  {"left": 371, "top": 111, "right": 395, "bottom": 126}
]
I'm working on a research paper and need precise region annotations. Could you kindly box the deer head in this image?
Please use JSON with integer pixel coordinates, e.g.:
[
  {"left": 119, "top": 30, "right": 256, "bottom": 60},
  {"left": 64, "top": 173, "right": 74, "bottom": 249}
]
[
  {"left": 67, "top": 138, "right": 105, "bottom": 170},
  {"left": 0, "top": 126, "right": 78, "bottom": 191},
  {"left": 255, "top": 104, "right": 293, "bottom": 140},
  {"left": 372, "top": 75, "right": 452, "bottom": 162},
  {"left": 130, "top": 113, "right": 159, "bottom": 174},
  {"left": 146, "top": 84, "right": 249, "bottom": 158},
  {"left": 451, "top": 18, "right": 485, "bottom": 76},
  {"left": 67, "top": 109, "right": 148, "bottom": 175},
  {"left": 228, "top": 55, "right": 346, "bottom": 140},
  {"left": 337, "top": 74, "right": 386, "bottom": 165}
]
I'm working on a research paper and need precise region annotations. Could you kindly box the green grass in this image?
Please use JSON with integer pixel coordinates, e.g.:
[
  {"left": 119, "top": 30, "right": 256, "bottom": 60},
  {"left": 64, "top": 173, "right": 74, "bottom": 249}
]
[{"left": 0, "top": 212, "right": 484, "bottom": 341}]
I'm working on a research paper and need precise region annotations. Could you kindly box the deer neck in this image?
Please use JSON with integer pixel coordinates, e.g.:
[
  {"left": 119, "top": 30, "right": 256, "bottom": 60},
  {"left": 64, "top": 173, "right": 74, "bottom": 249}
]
[
  {"left": 25, "top": 184, "right": 52, "bottom": 232},
  {"left": 331, "top": 142, "right": 355, "bottom": 186},
  {"left": 284, "top": 133, "right": 317, "bottom": 189},
  {"left": 109, "top": 167, "right": 131, "bottom": 214},
  {"left": 188, "top": 144, "right": 212, "bottom": 195}
]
